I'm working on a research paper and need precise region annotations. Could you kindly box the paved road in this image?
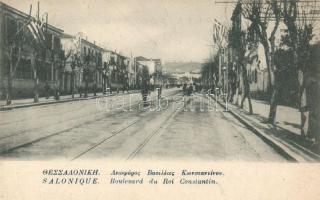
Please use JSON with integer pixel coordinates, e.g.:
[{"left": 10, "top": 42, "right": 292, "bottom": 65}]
[{"left": 0, "top": 88, "right": 287, "bottom": 162}]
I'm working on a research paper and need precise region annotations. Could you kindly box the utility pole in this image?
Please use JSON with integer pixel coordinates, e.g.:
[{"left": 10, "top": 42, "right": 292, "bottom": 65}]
[{"left": 37, "top": 1, "right": 40, "bottom": 21}]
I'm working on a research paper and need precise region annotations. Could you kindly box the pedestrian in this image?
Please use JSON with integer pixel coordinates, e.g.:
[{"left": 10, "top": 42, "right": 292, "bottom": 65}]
[
  {"left": 54, "top": 83, "right": 60, "bottom": 100},
  {"left": 93, "top": 82, "right": 97, "bottom": 96},
  {"left": 183, "top": 83, "right": 187, "bottom": 96},
  {"left": 141, "top": 81, "right": 149, "bottom": 107},
  {"left": 188, "top": 84, "right": 193, "bottom": 96},
  {"left": 44, "top": 82, "right": 50, "bottom": 99},
  {"left": 78, "top": 85, "right": 83, "bottom": 97}
]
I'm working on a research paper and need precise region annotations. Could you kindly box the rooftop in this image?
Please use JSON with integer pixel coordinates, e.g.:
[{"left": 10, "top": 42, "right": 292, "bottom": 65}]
[{"left": 0, "top": 1, "right": 64, "bottom": 34}]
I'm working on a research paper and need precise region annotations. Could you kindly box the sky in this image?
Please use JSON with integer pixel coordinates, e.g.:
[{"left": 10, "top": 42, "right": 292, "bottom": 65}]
[{"left": 3, "top": 0, "right": 234, "bottom": 63}]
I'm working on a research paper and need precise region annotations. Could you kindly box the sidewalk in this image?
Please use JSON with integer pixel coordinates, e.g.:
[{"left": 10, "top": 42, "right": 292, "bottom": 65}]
[
  {"left": 0, "top": 90, "right": 140, "bottom": 111},
  {"left": 242, "top": 98, "right": 301, "bottom": 137},
  {"left": 215, "top": 96, "right": 320, "bottom": 162}
]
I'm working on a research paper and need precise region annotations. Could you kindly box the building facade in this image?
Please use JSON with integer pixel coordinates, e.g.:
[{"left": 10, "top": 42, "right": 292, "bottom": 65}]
[
  {"left": 0, "top": 2, "right": 164, "bottom": 99},
  {"left": 61, "top": 33, "right": 104, "bottom": 95},
  {"left": 0, "top": 2, "right": 64, "bottom": 99}
]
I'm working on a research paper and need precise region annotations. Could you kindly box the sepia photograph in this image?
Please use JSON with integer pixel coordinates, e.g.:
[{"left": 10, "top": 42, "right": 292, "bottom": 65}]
[
  {"left": 0, "top": 0, "right": 320, "bottom": 162},
  {"left": 1, "top": 0, "right": 320, "bottom": 199}
]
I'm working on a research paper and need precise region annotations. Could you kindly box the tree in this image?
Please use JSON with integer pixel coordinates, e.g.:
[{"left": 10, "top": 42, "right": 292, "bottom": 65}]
[
  {"left": 55, "top": 49, "right": 71, "bottom": 100},
  {"left": 101, "top": 62, "right": 109, "bottom": 94},
  {"left": 281, "top": 0, "right": 316, "bottom": 138},
  {"left": 229, "top": 2, "right": 253, "bottom": 114},
  {"left": 69, "top": 53, "right": 80, "bottom": 98},
  {"left": 240, "top": 31, "right": 254, "bottom": 114},
  {"left": 65, "top": 35, "right": 82, "bottom": 99},
  {"left": 30, "top": 39, "right": 45, "bottom": 103},
  {"left": 4, "top": 23, "right": 25, "bottom": 105},
  {"left": 3, "top": 10, "right": 35, "bottom": 105},
  {"left": 200, "top": 57, "right": 219, "bottom": 91},
  {"left": 242, "top": 0, "right": 282, "bottom": 123},
  {"left": 27, "top": 14, "right": 50, "bottom": 103},
  {"left": 82, "top": 54, "right": 91, "bottom": 98}
]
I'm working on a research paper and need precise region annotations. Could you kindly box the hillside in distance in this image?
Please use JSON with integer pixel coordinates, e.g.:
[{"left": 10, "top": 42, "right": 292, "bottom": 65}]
[{"left": 163, "top": 61, "right": 202, "bottom": 73}]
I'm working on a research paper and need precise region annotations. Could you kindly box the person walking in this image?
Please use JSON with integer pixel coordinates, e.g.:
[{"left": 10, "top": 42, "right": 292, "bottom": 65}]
[
  {"left": 141, "top": 81, "right": 149, "bottom": 108},
  {"left": 183, "top": 83, "right": 187, "bottom": 96},
  {"left": 44, "top": 82, "right": 50, "bottom": 99},
  {"left": 188, "top": 84, "right": 193, "bottom": 96}
]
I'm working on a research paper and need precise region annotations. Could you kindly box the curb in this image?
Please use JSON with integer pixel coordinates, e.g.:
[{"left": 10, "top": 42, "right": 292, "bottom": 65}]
[{"left": 209, "top": 95, "right": 319, "bottom": 162}]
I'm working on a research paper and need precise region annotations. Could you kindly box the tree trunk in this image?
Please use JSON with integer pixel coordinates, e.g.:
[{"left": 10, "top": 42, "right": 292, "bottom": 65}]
[
  {"left": 102, "top": 75, "right": 106, "bottom": 95},
  {"left": 6, "top": 78, "right": 12, "bottom": 105},
  {"left": 108, "top": 76, "right": 112, "bottom": 94},
  {"left": 33, "top": 73, "right": 39, "bottom": 103},
  {"left": 240, "top": 69, "right": 253, "bottom": 114},
  {"left": 297, "top": 69, "right": 308, "bottom": 137},
  {"left": 84, "top": 72, "right": 88, "bottom": 98},
  {"left": 268, "top": 85, "right": 278, "bottom": 124},
  {"left": 291, "top": 46, "right": 308, "bottom": 138},
  {"left": 267, "top": 78, "right": 278, "bottom": 123},
  {"left": 240, "top": 93, "right": 246, "bottom": 109},
  {"left": 261, "top": 38, "right": 278, "bottom": 124},
  {"left": 54, "top": 72, "right": 60, "bottom": 101},
  {"left": 71, "top": 71, "right": 75, "bottom": 99},
  {"left": 31, "top": 55, "right": 39, "bottom": 103},
  {"left": 244, "top": 70, "right": 253, "bottom": 114},
  {"left": 234, "top": 87, "right": 239, "bottom": 105},
  {"left": 247, "top": 92, "right": 253, "bottom": 114},
  {"left": 6, "top": 66, "right": 13, "bottom": 105},
  {"left": 240, "top": 67, "right": 245, "bottom": 109}
]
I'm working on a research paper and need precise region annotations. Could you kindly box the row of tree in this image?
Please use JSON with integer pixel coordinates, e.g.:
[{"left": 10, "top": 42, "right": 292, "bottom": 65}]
[
  {"left": 201, "top": 0, "right": 319, "bottom": 145},
  {"left": 4, "top": 4, "right": 131, "bottom": 105}
]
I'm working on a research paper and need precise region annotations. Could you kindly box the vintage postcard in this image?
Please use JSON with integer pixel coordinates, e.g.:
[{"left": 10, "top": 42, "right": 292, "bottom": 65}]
[{"left": 0, "top": 0, "right": 319, "bottom": 199}]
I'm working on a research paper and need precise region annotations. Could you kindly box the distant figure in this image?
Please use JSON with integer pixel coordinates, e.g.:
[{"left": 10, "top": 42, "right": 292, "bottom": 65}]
[
  {"left": 54, "top": 83, "right": 60, "bottom": 100},
  {"left": 183, "top": 83, "right": 187, "bottom": 96},
  {"left": 44, "top": 82, "right": 50, "bottom": 99},
  {"left": 157, "top": 86, "right": 162, "bottom": 99},
  {"left": 187, "top": 84, "right": 193, "bottom": 96},
  {"left": 141, "top": 81, "right": 149, "bottom": 107},
  {"left": 93, "top": 82, "right": 97, "bottom": 96},
  {"left": 78, "top": 85, "right": 83, "bottom": 98}
]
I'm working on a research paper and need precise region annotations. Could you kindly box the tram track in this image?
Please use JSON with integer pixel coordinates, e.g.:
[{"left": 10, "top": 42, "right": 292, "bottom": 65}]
[
  {"left": 0, "top": 90, "right": 175, "bottom": 142},
  {"left": 71, "top": 94, "right": 189, "bottom": 161},
  {"left": 0, "top": 105, "right": 140, "bottom": 154},
  {"left": 0, "top": 90, "right": 181, "bottom": 156},
  {"left": 126, "top": 105, "right": 181, "bottom": 160},
  {"left": 71, "top": 118, "right": 140, "bottom": 160}
]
